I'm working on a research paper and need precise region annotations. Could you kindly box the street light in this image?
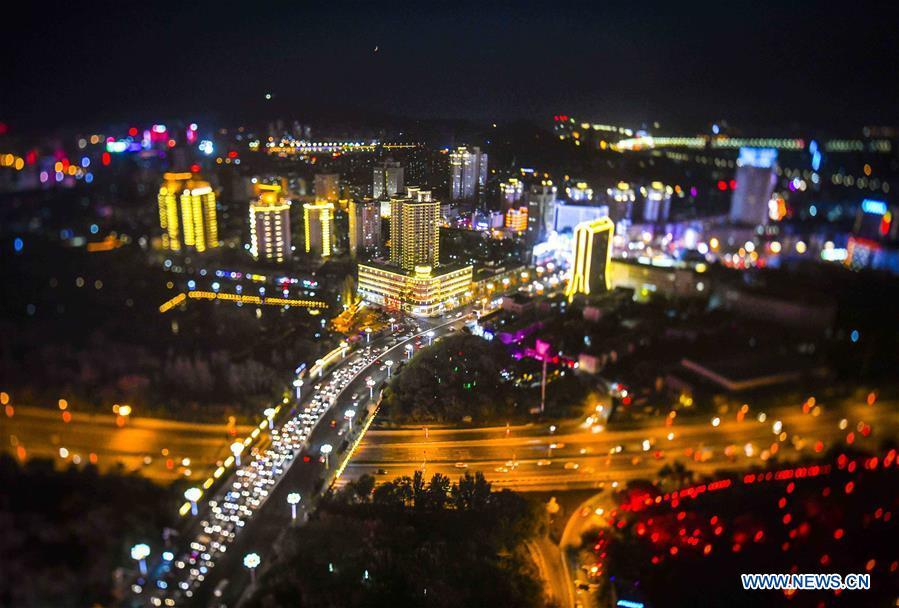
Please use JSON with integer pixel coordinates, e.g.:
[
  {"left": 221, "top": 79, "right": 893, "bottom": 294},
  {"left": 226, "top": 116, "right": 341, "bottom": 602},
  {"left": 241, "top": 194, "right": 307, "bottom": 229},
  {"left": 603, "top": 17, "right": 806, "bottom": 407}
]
[
  {"left": 364, "top": 327, "right": 372, "bottom": 343},
  {"left": 345, "top": 409, "right": 356, "bottom": 431},
  {"left": 264, "top": 407, "right": 276, "bottom": 429},
  {"left": 388, "top": 317, "right": 396, "bottom": 331},
  {"left": 184, "top": 486, "right": 202, "bottom": 516},
  {"left": 366, "top": 376, "right": 376, "bottom": 399},
  {"left": 340, "top": 340, "right": 348, "bottom": 358},
  {"left": 320, "top": 443, "right": 333, "bottom": 469},
  {"left": 286, "top": 492, "right": 301, "bottom": 521},
  {"left": 293, "top": 378, "right": 304, "bottom": 399},
  {"left": 385, "top": 360, "right": 394, "bottom": 378},
  {"left": 405, "top": 344, "right": 414, "bottom": 360},
  {"left": 426, "top": 330, "right": 435, "bottom": 346},
  {"left": 231, "top": 441, "right": 245, "bottom": 466},
  {"left": 131, "top": 543, "right": 150, "bottom": 576},
  {"left": 243, "top": 552, "right": 261, "bottom": 585},
  {"left": 316, "top": 359, "right": 324, "bottom": 378}
]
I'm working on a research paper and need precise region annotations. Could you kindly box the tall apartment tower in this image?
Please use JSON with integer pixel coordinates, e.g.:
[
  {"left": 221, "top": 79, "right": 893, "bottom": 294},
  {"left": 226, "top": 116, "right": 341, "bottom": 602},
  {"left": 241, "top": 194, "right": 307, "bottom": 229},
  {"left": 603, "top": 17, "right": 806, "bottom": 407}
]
[
  {"left": 373, "top": 161, "right": 404, "bottom": 199},
  {"left": 449, "top": 146, "right": 488, "bottom": 201},
  {"left": 565, "top": 217, "right": 614, "bottom": 302},
  {"left": 158, "top": 172, "right": 219, "bottom": 253},
  {"left": 248, "top": 184, "right": 291, "bottom": 263},
  {"left": 349, "top": 198, "right": 382, "bottom": 258},
  {"left": 526, "top": 181, "right": 557, "bottom": 244},
  {"left": 303, "top": 201, "right": 335, "bottom": 258},
  {"left": 729, "top": 147, "right": 778, "bottom": 227},
  {"left": 314, "top": 173, "right": 340, "bottom": 203},
  {"left": 389, "top": 187, "right": 440, "bottom": 271}
]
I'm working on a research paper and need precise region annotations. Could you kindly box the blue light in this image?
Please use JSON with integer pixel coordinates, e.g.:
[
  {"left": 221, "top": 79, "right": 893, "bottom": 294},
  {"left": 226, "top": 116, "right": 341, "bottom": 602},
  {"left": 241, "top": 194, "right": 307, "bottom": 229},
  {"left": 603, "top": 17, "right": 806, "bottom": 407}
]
[
  {"left": 187, "top": 280, "right": 196, "bottom": 290},
  {"left": 617, "top": 601, "right": 645, "bottom": 608},
  {"left": 90, "top": 224, "right": 99, "bottom": 234},
  {"left": 861, "top": 199, "right": 887, "bottom": 216},
  {"left": 85, "top": 173, "right": 94, "bottom": 183},
  {"left": 712, "top": 123, "right": 719, "bottom": 134},
  {"left": 737, "top": 147, "right": 777, "bottom": 169},
  {"left": 81, "top": 156, "right": 90, "bottom": 168},
  {"left": 13, "top": 237, "right": 24, "bottom": 253},
  {"left": 850, "top": 329, "right": 860, "bottom": 343},
  {"left": 162, "top": 551, "right": 174, "bottom": 561},
  {"left": 809, "top": 205, "right": 817, "bottom": 217}
]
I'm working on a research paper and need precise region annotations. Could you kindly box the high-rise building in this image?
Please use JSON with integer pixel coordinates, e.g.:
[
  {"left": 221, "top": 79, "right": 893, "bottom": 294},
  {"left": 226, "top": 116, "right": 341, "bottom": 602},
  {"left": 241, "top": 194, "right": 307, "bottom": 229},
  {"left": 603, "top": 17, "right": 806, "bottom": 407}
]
[
  {"left": 389, "top": 187, "right": 440, "bottom": 271},
  {"left": 500, "top": 178, "right": 524, "bottom": 208},
  {"left": 730, "top": 147, "right": 778, "bottom": 227},
  {"left": 526, "top": 181, "right": 557, "bottom": 244},
  {"left": 642, "top": 181, "right": 672, "bottom": 223},
  {"left": 349, "top": 198, "right": 382, "bottom": 258},
  {"left": 158, "top": 171, "right": 219, "bottom": 253},
  {"left": 303, "top": 201, "right": 335, "bottom": 258},
  {"left": 566, "top": 181, "right": 594, "bottom": 202},
  {"left": 357, "top": 262, "right": 473, "bottom": 316},
  {"left": 505, "top": 207, "right": 528, "bottom": 232},
  {"left": 449, "top": 146, "right": 488, "bottom": 201},
  {"left": 314, "top": 173, "right": 340, "bottom": 203},
  {"left": 565, "top": 217, "right": 614, "bottom": 301},
  {"left": 373, "top": 161, "right": 404, "bottom": 199},
  {"left": 249, "top": 184, "right": 291, "bottom": 263}
]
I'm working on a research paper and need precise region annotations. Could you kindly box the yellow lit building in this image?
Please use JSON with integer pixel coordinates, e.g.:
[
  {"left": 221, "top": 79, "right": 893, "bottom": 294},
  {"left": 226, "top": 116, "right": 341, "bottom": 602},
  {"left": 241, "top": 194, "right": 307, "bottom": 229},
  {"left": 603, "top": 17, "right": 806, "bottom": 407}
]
[
  {"left": 357, "top": 262, "right": 473, "bottom": 316},
  {"left": 249, "top": 184, "right": 292, "bottom": 263},
  {"left": 303, "top": 201, "right": 335, "bottom": 258},
  {"left": 389, "top": 187, "right": 440, "bottom": 271},
  {"left": 565, "top": 216, "right": 614, "bottom": 301},
  {"left": 158, "top": 172, "right": 219, "bottom": 252},
  {"left": 505, "top": 206, "right": 528, "bottom": 232}
]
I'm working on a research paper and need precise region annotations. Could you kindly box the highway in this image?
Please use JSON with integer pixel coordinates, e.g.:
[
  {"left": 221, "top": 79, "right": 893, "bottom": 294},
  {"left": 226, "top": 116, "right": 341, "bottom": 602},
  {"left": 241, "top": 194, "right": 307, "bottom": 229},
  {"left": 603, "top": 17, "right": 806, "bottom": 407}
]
[
  {"left": 340, "top": 397, "right": 898, "bottom": 492},
  {"left": 128, "top": 310, "right": 474, "bottom": 607},
  {"left": 2, "top": 406, "right": 254, "bottom": 482}
]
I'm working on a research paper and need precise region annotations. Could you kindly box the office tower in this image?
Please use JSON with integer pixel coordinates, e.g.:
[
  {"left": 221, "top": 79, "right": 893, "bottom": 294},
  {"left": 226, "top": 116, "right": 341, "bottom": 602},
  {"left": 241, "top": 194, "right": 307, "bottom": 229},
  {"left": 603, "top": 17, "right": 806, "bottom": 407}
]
[
  {"left": 373, "top": 161, "right": 404, "bottom": 199},
  {"left": 566, "top": 181, "right": 594, "bottom": 202},
  {"left": 643, "top": 181, "right": 672, "bottom": 223},
  {"left": 730, "top": 147, "right": 778, "bottom": 227},
  {"left": 607, "top": 181, "right": 636, "bottom": 223},
  {"left": 449, "top": 146, "right": 488, "bottom": 201},
  {"left": 314, "top": 173, "right": 340, "bottom": 202},
  {"left": 389, "top": 187, "right": 440, "bottom": 270},
  {"left": 527, "top": 181, "right": 557, "bottom": 244},
  {"left": 500, "top": 178, "right": 524, "bottom": 208},
  {"left": 303, "top": 201, "right": 335, "bottom": 258},
  {"left": 565, "top": 217, "right": 614, "bottom": 301},
  {"left": 249, "top": 184, "right": 291, "bottom": 263},
  {"left": 158, "top": 171, "right": 219, "bottom": 253},
  {"left": 349, "top": 198, "right": 382, "bottom": 258}
]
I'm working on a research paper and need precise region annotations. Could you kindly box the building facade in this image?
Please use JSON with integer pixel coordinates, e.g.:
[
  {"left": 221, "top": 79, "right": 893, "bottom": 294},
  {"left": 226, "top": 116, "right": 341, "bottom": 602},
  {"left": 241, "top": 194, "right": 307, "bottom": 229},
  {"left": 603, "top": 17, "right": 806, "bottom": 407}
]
[
  {"left": 565, "top": 217, "right": 614, "bottom": 301},
  {"left": 449, "top": 146, "right": 488, "bottom": 201},
  {"left": 158, "top": 171, "right": 219, "bottom": 252},
  {"left": 357, "top": 262, "right": 473, "bottom": 316},
  {"left": 314, "top": 173, "right": 340, "bottom": 202},
  {"left": 729, "top": 147, "right": 778, "bottom": 227},
  {"left": 505, "top": 206, "right": 528, "bottom": 232},
  {"left": 303, "top": 201, "right": 335, "bottom": 258},
  {"left": 249, "top": 184, "right": 291, "bottom": 262},
  {"left": 348, "top": 198, "right": 382, "bottom": 258},
  {"left": 526, "top": 181, "right": 557, "bottom": 244},
  {"left": 389, "top": 187, "right": 440, "bottom": 270},
  {"left": 372, "top": 160, "right": 404, "bottom": 199}
]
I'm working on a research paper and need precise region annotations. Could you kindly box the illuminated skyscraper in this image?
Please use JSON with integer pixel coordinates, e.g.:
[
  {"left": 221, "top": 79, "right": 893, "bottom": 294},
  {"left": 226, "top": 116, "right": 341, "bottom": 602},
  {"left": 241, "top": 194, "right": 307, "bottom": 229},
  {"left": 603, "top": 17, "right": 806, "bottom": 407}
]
[
  {"left": 314, "top": 173, "right": 340, "bottom": 202},
  {"left": 389, "top": 187, "right": 440, "bottom": 271},
  {"left": 730, "top": 147, "right": 778, "bottom": 227},
  {"left": 643, "top": 181, "right": 672, "bottom": 223},
  {"left": 505, "top": 206, "right": 528, "bottom": 232},
  {"left": 158, "top": 172, "right": 219, "bottom": 252},
  {"left": 349, "top": 198, "right": 382, "bottom": 258},
  {"left": 249, "top": 184, "right": 291, "bottom": 263},
  {"left": 565, "top": 217, "right": 614, "bottom": 301},
  {"left": 303, "top": 201, "right": 335, "bottom": 258},
  {"left": 372, "top": 161, "right": 404, "bottom": 199},
  {"left": 500, "top": 178, "right": 524, "bottom": 207},
  {"left": 449, "top": 146, "right": 487, "bottom": 201},
  {"left": 526, "top": 181, "right": 557, "bottom": 244}
]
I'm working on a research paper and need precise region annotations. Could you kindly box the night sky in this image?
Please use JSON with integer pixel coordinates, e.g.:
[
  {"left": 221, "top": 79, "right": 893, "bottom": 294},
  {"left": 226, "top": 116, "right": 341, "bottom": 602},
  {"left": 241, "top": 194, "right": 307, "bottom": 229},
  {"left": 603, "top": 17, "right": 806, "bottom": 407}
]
[{"left": 3, "top": 1, "right": 898, "bottom": 133}]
